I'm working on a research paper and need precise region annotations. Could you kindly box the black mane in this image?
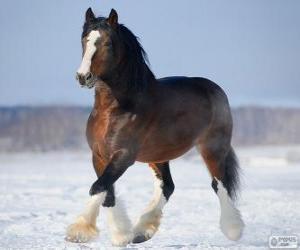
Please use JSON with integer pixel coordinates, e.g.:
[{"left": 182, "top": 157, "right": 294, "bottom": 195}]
[
  {"left": 82, "top": 17, "right": 155, "bottom": 97},
  {"left": 117, "top": 24, "right": 155, "bottom": 92}
]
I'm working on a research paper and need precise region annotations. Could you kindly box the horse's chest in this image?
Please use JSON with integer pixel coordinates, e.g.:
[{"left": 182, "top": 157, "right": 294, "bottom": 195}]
[
  {"left": 87, "top": 108, "right": 112, "bottom": 147},
  {"left": 86, "top": 108, "right": 134, "bottom": 154}
]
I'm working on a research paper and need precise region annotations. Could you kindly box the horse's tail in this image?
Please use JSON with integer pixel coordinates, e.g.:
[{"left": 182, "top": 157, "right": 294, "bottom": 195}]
[{"left": 222, "top": 146, "right": 241, "bottom": 199}]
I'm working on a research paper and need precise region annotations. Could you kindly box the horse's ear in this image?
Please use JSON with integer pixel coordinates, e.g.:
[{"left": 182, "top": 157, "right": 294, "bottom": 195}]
[
  {"left": 107, "top": 8, "right": 118, "bottom": 28},
  {"left": 85, "top": 7, "right": 95, "bottom": 23}
]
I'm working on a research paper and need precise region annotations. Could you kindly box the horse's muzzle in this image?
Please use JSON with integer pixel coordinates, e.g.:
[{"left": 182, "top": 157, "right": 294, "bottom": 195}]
[{"left": 76, "top": 72, "right": 96, "bottom": 88}]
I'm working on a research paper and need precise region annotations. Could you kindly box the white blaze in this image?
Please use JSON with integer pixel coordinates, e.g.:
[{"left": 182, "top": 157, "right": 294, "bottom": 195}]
[{"left": 77, "top": 30, "right": 101, "bottom": 76}]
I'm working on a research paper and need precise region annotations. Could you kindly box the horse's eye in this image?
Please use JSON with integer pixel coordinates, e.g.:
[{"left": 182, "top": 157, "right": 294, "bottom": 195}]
[{"left": 104, "top": 42, "right": 112, "bottom": 47}]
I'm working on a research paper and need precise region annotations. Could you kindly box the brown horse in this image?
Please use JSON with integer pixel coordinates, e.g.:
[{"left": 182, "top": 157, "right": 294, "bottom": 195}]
[{"left": 66, "top": 8, "right": 244, "bottom": 246}]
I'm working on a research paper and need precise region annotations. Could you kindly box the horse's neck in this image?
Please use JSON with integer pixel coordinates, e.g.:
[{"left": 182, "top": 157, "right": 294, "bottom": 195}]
[
  {"left": 93, "top": 81, "right": 119, "bottom": 110},
  {"left": 93, "top": 72, "right": 156, "bottom": 113}
]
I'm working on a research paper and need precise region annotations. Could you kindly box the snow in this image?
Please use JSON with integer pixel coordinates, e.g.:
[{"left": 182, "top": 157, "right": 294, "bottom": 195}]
[{"left": 0, "top": 146, "right": 300, "bottom": 249}]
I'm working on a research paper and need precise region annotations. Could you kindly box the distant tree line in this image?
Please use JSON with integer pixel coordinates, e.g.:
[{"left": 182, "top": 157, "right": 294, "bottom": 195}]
[{"left": 0, "top": 106, "right": 299, "bottom": 152}]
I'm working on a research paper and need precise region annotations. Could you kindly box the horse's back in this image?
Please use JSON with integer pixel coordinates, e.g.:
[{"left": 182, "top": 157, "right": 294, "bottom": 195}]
[
  {"left": 157, "top": 76, "right": 227, "bottom": 100},
  {"left": 155, "top": 76, "right": 230, "bottom": 114}
]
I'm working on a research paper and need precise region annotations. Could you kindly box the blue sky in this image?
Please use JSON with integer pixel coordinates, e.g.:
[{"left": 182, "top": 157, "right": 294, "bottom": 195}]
[{"left": 0, "top": 0, "right": 299, "bottom": 107}]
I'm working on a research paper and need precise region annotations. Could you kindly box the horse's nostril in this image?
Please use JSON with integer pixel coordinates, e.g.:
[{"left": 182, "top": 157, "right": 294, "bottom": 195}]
[
  {"left": 76, "top": 73, "right": 86, "bottom": 85},
  {"left": 85, "top": 72, "right": 93, "bottom": 81}
]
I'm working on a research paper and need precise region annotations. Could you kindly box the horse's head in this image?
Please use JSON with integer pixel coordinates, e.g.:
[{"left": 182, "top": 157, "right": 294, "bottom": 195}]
[{"left": 76, "top": 8, "right": 120, "bottom": 88}]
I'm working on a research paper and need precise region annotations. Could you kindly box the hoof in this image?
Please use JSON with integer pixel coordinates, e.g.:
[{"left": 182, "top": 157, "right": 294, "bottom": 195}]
[
  {"left": 132, "top": 234, "right": 149, "bottom": 243},
  {"left": 132, "top": 211, "right": 162, "bottom": 244},
  {"left": 221, "top": 215, "right": 245, "bottom": 241},
  {"left": 65, "top": 216, "right": 99, "bottom": 243},
  {"left": 111, "top": 232, "right": 133, "bottom": 247},
  {"left": 132, "top": 214, "right": 161, "bottom": 243},
  {"left": 222, "top": 222, "right": 244, "bottom": 241}
]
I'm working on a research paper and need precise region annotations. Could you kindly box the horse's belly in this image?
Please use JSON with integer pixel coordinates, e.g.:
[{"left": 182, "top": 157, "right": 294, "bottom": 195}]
[
  {"left": 136, "top": 114, "right": 209, "bottom": 163},
  {"left": 136, "top": 149, "right": 192, "bottom": 163},
  {"left": 136, "top": 142, "right": 193, "bottom": 163}
]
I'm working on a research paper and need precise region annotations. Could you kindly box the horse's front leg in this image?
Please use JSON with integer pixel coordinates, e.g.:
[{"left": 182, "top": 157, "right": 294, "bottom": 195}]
[
  {"left": 132, "top": 162, "right": 175, "bottom": 243},
  {"left": 104, "top": 185, "right": 133, "bottom": 246},
  {"left": 66, "top": 149, "right": 135, "bottom": 245}
]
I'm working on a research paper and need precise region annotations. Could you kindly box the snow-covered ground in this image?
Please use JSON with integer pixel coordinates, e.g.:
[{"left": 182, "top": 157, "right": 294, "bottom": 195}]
[{"left": 0, "top": 145, "right": 300, "bottom": 249}]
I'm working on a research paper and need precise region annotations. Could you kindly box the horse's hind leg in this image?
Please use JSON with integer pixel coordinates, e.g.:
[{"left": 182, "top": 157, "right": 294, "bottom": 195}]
[
  {"left": 199, "top": 139, "right": 244, "bottom": 241},
  {"left": 132, "top": 162, "right": 175, "bottom": 243}
]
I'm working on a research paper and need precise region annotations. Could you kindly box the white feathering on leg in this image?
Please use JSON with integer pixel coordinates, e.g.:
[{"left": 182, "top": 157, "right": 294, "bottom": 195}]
[
  {"left": 133, "top": 169, "right": 167, "bottom": 241},
  {"left": 215, "top": 178, "right": 244, "bottom": 241},
  {"left": 107, "top": 197, "right": 133, "bottom": 246},
  {"left": 65, "top": 192, "right": 106, "bottom": 243},
  {"left": 82, "top": 193, "right": 106, "bottom": 225}
]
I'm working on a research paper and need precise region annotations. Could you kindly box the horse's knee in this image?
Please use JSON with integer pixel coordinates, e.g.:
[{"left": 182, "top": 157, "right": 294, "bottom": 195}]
[
  {"left": 89, "top": 179, "right": 106, "bottom": 196},
  {"left": 90, "top": 148, "right": 136, "bottom": 196}
]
